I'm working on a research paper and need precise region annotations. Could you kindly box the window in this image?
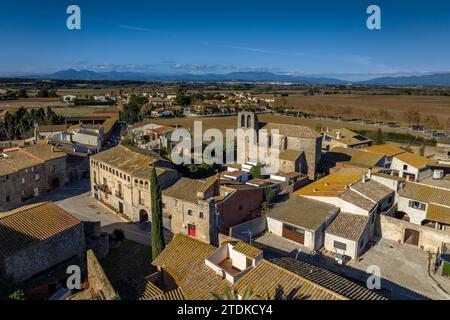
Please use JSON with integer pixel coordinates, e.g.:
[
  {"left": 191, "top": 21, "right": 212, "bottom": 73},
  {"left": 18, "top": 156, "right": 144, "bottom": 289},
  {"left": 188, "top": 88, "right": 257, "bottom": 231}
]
[
  {"left": 21, "top": 177, "right": 25, "bottom": 184},
  {"left": 51, "top": 165, "right": 56, "bottom": 173},
  {"left": 6, "top": 195, "right": 10, "bottom": 202},
  {"left": 403, "top": 164, "right": 408, "bottom": 171},
  {"left": 103, "top": 177, "right": 107, "bottom": 185},
  {"left": 187, "top": 209, "right": 193, "bottom": 216},
  {"left": 409, "top": 200, "right": 426, "bottom": 211},
  {"left": 199, "top": 211, "right": 204, "bottom": 219},
  {"left": 35, "top": 174, "right": 40, "bottom": 181},
  {"left": 359, "top": 239, "right": 365, "bottom": 249},
  {"left": 333, "top": 241, "right": 347, "bottom": 251}
]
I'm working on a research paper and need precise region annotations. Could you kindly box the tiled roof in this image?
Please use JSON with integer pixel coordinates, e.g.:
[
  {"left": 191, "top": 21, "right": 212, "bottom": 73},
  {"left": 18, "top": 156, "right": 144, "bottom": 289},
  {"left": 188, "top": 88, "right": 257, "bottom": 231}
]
[
  {"left": 339, "top": 190, "right": 376, "bottom": 211},
  {"left": 324, "top": 128, "right": 372, "bottom": 146},
  {"left": 427, "top": 204, "right": 450, "bottom": 225},
  {"left": 231, "top": 241, "right": 262, "bottom": 259},
  {"left": 351, "top": 180, "right": 394, "bottom": 203},
  {"left": 263, "top": 123, "right": 322, "bottom": 139},
  {"left": 325, "top": 212, "right": 369, "bottom": 242},
  {"left": 364, "top": 144, "right": 406, "bottom": 157},
  {"left": 162, "top": 176, "right": 217, "bottom": 203},
  {"left": 271, "top": 257, "right": 387, "bottom": 300},
  {"left": 268, "top": 196, "right": 338, "bottom": 231},
  {"left": 0, "top": 202, "right": 81, "bottom": 257},
  {"left": 279, "top": 149, "right": 303, "bottom": 161},
  {"left": 150, "top": 288, "right": 185, "bottom": 300},
  {"left": 394, "top": 152, "right": 436, "bottom": 169},
  {"left": 373, "top": 172, "right": 405, "bottom": 181},
  {"left": 36, "top": 124, "right": 68, "bottom": 132},
  {"left": 22, "top": 144, "right": 68, "bottom": 162},
  {"left": 153, "top": 234, "right": 345, "bottom": 300},
  {"left": 91, "top": 145, "right": 166, "bottom": 179},
  {"left": 295, "top": 168, "right": 368, "bottom": 197},
  {"left": 0, "top": 144, "right": 67, "bottom": 176},
  {"left": 331, "top": 147, "right": 384, "bottom": 167},
  {"left": 398, "top": 182, "right": 450, "bottom": 207}
]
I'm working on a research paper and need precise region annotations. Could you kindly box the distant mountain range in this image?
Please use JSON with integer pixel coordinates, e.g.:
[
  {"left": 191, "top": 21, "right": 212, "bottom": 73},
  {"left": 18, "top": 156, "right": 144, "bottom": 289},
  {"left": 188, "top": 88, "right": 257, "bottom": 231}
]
[{"left": 17, "top": 69, "right": 450, "bottom": 86}]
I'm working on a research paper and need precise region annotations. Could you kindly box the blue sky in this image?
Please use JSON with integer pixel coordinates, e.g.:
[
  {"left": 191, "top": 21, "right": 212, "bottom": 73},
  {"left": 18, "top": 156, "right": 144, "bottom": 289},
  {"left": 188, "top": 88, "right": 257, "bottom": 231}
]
[{"left": 0, "top": 0, "right": 449, "bottom": 79}]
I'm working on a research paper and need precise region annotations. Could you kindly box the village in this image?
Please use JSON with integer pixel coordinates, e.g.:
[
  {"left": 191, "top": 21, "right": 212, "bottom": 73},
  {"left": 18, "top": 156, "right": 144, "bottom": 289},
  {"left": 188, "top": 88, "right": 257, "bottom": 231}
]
[{"left": 1, "top": 87, "right": 449, "bottom": 301}]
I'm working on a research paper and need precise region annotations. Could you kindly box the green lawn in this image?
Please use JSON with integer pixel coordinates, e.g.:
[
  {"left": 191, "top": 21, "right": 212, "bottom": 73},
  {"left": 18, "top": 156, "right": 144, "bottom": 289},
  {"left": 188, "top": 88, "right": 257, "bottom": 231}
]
[{"left": 100, "top": 240, "right": 156, "bottom": 286}]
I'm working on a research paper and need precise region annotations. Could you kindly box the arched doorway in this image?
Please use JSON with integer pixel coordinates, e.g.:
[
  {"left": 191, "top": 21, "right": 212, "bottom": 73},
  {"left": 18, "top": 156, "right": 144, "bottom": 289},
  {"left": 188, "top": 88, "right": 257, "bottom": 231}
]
[
  {"left": 139, "top": 209, "right": 149, "bottom": 223},
  {"left": 404, "top": 228, "right": 420, "bottom": 246}
]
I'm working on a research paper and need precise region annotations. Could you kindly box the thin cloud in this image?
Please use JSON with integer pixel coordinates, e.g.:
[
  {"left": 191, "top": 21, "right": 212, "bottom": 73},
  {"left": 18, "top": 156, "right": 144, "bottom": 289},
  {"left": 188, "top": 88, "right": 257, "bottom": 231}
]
[{"left": 203, "top": 43, "right": 305, "bottom": 56}]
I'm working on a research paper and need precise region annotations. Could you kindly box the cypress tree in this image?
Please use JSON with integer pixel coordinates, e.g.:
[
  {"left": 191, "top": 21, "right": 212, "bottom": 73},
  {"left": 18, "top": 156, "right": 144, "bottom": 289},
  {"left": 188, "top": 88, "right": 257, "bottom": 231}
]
[
  {"left": 375, "top": 128, "right": 384, "bottom": 145},
  {"left": 150, "top": 165, "right": 165, "bottom": 260}
]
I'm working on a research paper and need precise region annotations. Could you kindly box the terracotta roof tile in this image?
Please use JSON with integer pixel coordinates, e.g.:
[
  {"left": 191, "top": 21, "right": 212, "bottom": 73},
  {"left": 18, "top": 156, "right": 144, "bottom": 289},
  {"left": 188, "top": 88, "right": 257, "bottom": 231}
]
[
  {"left": 153, "top": 234, "right": 345, "bottom": 300},
  {"left": 325, "top": 212, "right": 369, "bottom": 242},
  {"left": 0, "top": 202, "right": 81, "bottom": 257}
]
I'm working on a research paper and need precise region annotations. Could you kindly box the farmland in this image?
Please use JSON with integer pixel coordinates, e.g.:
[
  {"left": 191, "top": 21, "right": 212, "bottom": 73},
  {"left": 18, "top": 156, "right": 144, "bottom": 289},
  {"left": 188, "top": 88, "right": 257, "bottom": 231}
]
[{"left": 267, "top": 94, "right": 450, "bottom": 127}]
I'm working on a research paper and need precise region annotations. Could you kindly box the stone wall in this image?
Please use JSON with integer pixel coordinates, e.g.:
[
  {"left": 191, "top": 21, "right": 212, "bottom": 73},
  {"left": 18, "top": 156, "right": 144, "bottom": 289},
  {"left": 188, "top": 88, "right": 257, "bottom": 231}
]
[
  {"left": 3, "top": 223, "right": 86, "bottom": 283},
  {"left": 68, "top": 250, "right": 117, "bottom": 300},
  {"left": 164, "top": 196, "right": 216, "bottom": 244},
  {"left": 377, "top": 215, "right": 450, "bottom": 253}
]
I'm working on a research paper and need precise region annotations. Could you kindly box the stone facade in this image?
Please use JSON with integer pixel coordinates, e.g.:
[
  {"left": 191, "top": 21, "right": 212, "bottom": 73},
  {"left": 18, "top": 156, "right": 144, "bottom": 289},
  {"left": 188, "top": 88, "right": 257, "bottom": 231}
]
[
  {"left": 90, "top": 146, "right": 180, "bottom": 222},
  {"left": 1, "top": 223, "right": 85, "bottom": 283},
  {"left": 164, "top": 195, "right": 216, "bottom": 244},
  {"left": 377, "top": 215, "right": 450, "bottom": 253},
  {"left": 236, "top": 111, "right": 322, "bottom": 179},
  {"left": 0, "top": 146, "right": 68, "bottom": 212}
]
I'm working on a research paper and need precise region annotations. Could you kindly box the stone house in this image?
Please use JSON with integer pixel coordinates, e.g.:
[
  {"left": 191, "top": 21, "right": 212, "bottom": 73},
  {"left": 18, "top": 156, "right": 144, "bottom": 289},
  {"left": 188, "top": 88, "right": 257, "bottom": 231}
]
[
  {"left": 90, "top": 145, "right": 180, "bottom": 222},
  {"left": 237, "top": 111, "right": 322, "bottom": 179},
  {"left": 0, "top": 144, "right": 68, "bottom": 212},
  {"left": 163, "top": 177, "right": 264, "bottom": 245},
  {"left": 0, "top": 202, "right": 85, "bottom": 299}
]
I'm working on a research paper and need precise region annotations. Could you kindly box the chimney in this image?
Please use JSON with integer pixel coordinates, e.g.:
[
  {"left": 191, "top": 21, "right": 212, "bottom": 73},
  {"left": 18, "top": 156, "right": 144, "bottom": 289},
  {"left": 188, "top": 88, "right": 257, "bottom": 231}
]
[
  {"left": 367, "top": 168, "right": 372, "bottom": 180},
  {"left": 336, "top": 131, "right": 342, "bottom": 140},
  {"left": 362, "top": 175, "right": 367, "bottom": 183}
]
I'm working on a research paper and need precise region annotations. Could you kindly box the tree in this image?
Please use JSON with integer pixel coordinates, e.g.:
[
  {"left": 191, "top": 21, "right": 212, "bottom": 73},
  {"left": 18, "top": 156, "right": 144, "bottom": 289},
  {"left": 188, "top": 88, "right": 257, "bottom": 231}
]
[
  {"left": 423, "top": 115, "right": 442, "bottom": 131},
  {"left": 404, "top": 110, "right": 421, "bottom": 129},
  {"left": 419, "top": 144, "right": 425, "bottom": 156},
  {"left": 150, "top": 165, "right": 165, "bottom": 261},
  {"left": 8, "top": 289, "right": 26, "bottom": 300},
  {"left": 249, "top": 165, "right": 262, "bottom": 179},
  {"left": 375, "top": 128, "right": 384, "bottom": 145},
  {"left": 16, "top": 89, "right": 28, "bottom": 98},
  {"left": 212, "top": 286, "right": 253, "bottom": 300}
]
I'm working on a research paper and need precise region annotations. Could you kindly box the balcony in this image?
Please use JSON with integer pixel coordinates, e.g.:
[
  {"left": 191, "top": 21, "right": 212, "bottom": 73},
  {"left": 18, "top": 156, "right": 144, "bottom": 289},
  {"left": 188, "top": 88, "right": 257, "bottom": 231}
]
[
  {"left": 115, "top": 191, "right": 123, "bottom": 199},
  {"left": 98, "top": 184, "right": 111, "bottom": 194}
]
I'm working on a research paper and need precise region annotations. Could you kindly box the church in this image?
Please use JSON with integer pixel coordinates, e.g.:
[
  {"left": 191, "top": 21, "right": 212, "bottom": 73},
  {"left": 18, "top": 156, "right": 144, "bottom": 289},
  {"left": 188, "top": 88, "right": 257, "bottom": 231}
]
[{"left": 237, "top": 111, "right": 322, "bottom": 180}]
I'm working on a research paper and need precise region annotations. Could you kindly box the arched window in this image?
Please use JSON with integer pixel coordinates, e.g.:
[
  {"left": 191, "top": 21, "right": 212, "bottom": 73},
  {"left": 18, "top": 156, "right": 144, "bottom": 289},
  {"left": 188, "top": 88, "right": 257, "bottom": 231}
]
[
  {"left": 240, "top": 114, "right": 245, "bottom": 127},
  {"left": 247, "top": 115, "right": 252, "bottom": 128},
  {"left": 144, "top": 181, "right": 148, "bottom": 188},
  {"left": 268, "top": 134, "right": 272, "bottom": 147},
  {"left": 139, "top": 180, "right": 143, "bottom": 189},
  {"left": 134, "top": 179, "right": 138, "bottom": 187}
]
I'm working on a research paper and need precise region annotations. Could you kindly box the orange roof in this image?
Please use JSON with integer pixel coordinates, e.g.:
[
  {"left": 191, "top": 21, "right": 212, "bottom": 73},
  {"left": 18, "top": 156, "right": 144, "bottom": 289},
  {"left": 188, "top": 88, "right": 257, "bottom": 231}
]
[
  {"left": 295, "top": 167, "right": 368, "bottom": 197},
  {"left": 0, "top": 202, "right": 81, "bottom": 257},
  {"left": 364, "top": 144, "right": 406, "bottom": 157},
  {"left": 394, "top": 152, "right": 436, "bottom": 169}
]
